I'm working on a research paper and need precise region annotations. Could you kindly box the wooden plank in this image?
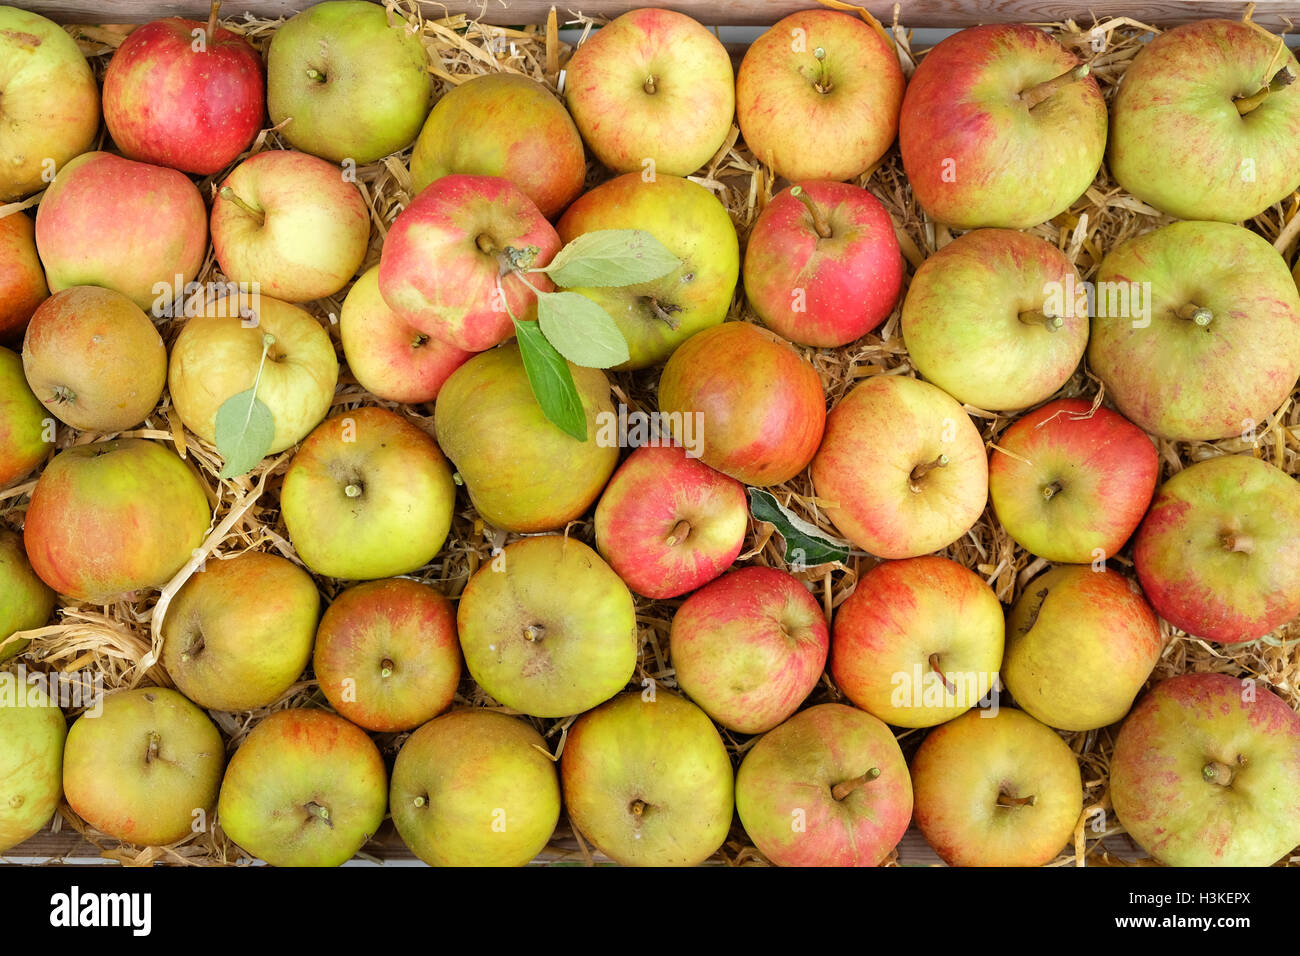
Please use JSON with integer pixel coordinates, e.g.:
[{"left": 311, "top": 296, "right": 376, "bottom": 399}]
[{"left": 14, "top": 0, "right": 1300, "bottom": 30}]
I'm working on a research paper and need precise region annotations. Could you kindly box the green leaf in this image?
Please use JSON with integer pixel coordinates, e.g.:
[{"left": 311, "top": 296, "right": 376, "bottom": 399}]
[
  {"left": 214, "top": 390, "right": 275, "bottom": 479},
  {"left": 542, "top": 229, "right": 682, "bottom": 288},
  {"left": 748, "top": 488, "right": 854, "bottom": 567},
  {"left": 537, "top": 292, "right": 631, "bottom": 369},
  {"left": 514, "top": 318, "right": 587, "bottom": 441}
]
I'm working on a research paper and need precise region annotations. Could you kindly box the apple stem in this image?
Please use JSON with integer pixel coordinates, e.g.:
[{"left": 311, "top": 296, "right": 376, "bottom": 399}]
[
  {"left": 413, "top": 795, "right": 427, "bottom": 808},
  {"left": 1176, "top": 303, "right": 1213, "bottom": 327},
  {"left": 812, "top": 46, "right": 831, "bottom": 94},
  {"left": 1220, "top": 531, "right": 1254, "bottom": 554},
  {"left": 206, "top": 0, "right": 220, "bottom": 43},
  {"left": 380, "top": 658, "right": 395, "bottom": 679},
  {"left": 144, "top": 731, "right": 161, "bottom": 764},
  {"left": 1019, "top": 310, "right": 1065, "bottom": 332},
  {"left": 790, "top": 186, "right": 833, "bottom": 239},
  {"left": 305, "top": 68, "right": 327, "bottom": 84},
  {"left": 831, "top": 767, "right": 881, "bottom": 801},
  {"left": 524, "top": 624, "right": 545, "bottom": 643},
  {"left": 1042, "top": 480, "right": 1062, "bottom": 500},
  {"left": 344, "top": 483, "right": 363, "bottom": 498},
  {"left": 1202, "top": 761, "right": 1236, "bottom": 786},
  {"left": 219, "top": 186, "right": 265, "bottom": 227},
  {"left": 643, "top": 75, "right": 657, "bottom": 95},
  {"left": 664, "top": 519, "right": 692, "bottom": 547},
  {"left": 629, "top": 798, "right": 649, "bottom": 817},
  {"left": 909, "top": 454, "right": 949, "bottom": 493},
  {"left": 304, "top": 801, "right": 333, "bottom": 825},
  {"left": 996, "top": 791, "right": 1036, "bottom": 808},
  {"left": 645, "top": 297, "right": 682, "bottom": 331},
  {"left": 1020, "top": 64, "right": 1091, "bottom": 109},
  {"left": 1235, "top": 66, "right": 1295, "bottom": 116},
  {"left": 928, "top": 653, "right": 958, "bottom": 695}
]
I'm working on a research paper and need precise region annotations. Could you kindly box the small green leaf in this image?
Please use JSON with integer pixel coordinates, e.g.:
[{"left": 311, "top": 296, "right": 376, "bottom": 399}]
[
  {"left": 537, "top": 292, "right": 631, "bottom": 369},
  {"left": 542, "top": 229, "right": 682, "bottom": 288},
  {"left": 215, "top": 390, "right": 275, "bottom": 479},
  {"left": 514, "top": 319, "right": 587, "bottom": 441},
  {"left": 748, "top": 488, "right": 854, "bottom": 567}
]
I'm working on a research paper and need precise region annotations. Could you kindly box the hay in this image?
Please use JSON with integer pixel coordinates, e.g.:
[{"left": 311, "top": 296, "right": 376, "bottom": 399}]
[{"left": 2, "top": 1, "right": 1296, "bottom": 867}]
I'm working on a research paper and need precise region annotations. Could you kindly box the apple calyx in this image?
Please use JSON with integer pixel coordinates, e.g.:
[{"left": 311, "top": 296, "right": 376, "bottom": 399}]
[
  {"left": 144, "top": 731, "right": 162, "bottom": 764},
  {"left": 380, "top": 658, "right": 395, "bottom": 679},
  {"left": 1174, "top": 302, "right": 1213, "bottom": 327},
  {"left": 48, "top": 384, "right": 76, "bottom": 407},
  {"left": 1220, "top": 531, "right": 1254, "bottom": 554},
  {"left": 219, "top": 186, "right": 266, "bottom": 227},
  {"left": 927, "top": 653, "right": 958, "bottom": 695},
  {"left": 1234, "top": 66, "right": 1296, "bottom": 116},
  {"left": 411, "top": 332, "right": 429, "bottom": 350},
  {"left": 304, "top": 801, "right": 333, "bottom": 826},
  {"left": 664, "top": 518, "right": 692, "bottom": 547},
  {"left": 1042, "top": 480, "right": 1063, "bottom": 500},
  {"left": 811, "top": 47, "right": 832, "bottom": 94},
  {"left": 831, "top": 767, "right": 881, "bottom": 801},
  {"left": 996, "top": 791, "right": 1036, "bottom": 808},
  {"left": 1019, "top": 310, "right": 1064, "bottom": 332},
  {"left": 629, "top": 798, "right": 650, "bottom": 817},
  {"left": 909, "top": 453, "right": 949, "bottom": 493},
  {"left": 790, "top": 186, "right": 833, "bottom": 239},
  {"left": 1019, "top": 64, "right": 1090, "bottom": 110}
]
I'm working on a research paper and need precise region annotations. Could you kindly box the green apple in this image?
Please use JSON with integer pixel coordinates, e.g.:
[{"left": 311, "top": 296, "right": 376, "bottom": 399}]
[
  {"left": 0, "top": 345, "right": 49, "bottom": 488},
  {"left": 0, "top": 673, "right": 65, "bottom": 852},
  {"left": 0, "top": 527, "right": 55, "bottom": 663}
]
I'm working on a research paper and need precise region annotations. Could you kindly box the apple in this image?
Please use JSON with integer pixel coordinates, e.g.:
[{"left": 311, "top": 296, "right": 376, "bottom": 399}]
[
  {"left": 267, "top": 0, "right": 431, "bottom": 165},
  {"left": 281, "top": 407, "right": 456, "bottom": 581},
  {"left": 830, "top": 555, "right": 1004, "bottom": 729},
  {"left": 0, "top": 673, "right": 65, "bottom": 852},
  {"left": 313, "top": 577, "right": 460, "bottom": 733},
  {"left": 743, "top": 181, "right": 902, "bottom": 348},
  {"left": 810, "top": 374, "right": 988, "bottom": 559},
  {"left": 554, "top": 172, "right": 740, "bottom": 369},
  {"left": 1134, "top": 454, "right": 1300, "bottom": 643},
  {"left": 0, "top": 527, "right": 55, "bottom": 663},
  {"left": 22, "top": 287, "right": 167, "bottom": 433},
  {"left": 910, "top": 707, "right": 1083, "bottom": 866},
  {"left": 34, "top": 152, "right": 208, "bottom": 311},
  {"left": 457, "top": 535, "right": 637, "bottom": 719},
  {"left": 1089, "top": 220, "right": 1300, "bottom": 441},
  {"left": 593, "top": 443, "right": 747, "bottom": 600},
  {"left": 378, "top": 174, "right": 560, "bottom": 353},
  {"left": 735, "top": 703, "right": 912, "bottom": 867},
  {"left": 0, "top": 345, "right": 50, "bottom": 488},
  {"left": 900, "top": 24, "right": 1106, "bottom": 229},
  {"left": 160, "top": 552, "right": 320, "bottom": 712},
  {"left": 63, "top": 687, "right": 224, "bottom": 847},
  {"left": 24, "top": 439, "right": 211, "bottom": 604},
  {"left": 434, "top": 343, "right": 618, "bottom": 533},
  {"left": 389, "top": 709, "right": 561, "bottom": 867},
  {"left": 1109, "top": 19, "right": 1300, "bottom": 223},
  {"left": 564, "top": 8, "right": 734, "bottom": 178},
  {"left": 410, "top": 73, "right": 585, "bottom": 219},
  {"left": 988, "top": 399, "right": 1158, "bottom": 564},
  {"left": 1004, "top": 566, "right": 1163, "bottom": 732},
  {"left": 671, "top": 565, "right": 828, "bottom": 734},
  {"left": 168, "top": 294, "right": 339, "bottom": 454},
  {"left": 339, "top": 266, "right": 471, "bottom": 404},
  {"left": 561, "top": 690, "right": 734, "bottom": 867},
  {"left": 217, "top": 708, "right": 387, "bottom": 867},
  {"left": 657, "top": 322, "right": 826, "bottom": 487},
  {"left": 736, "top": 9, "right": 904, "bottom": 183},
  {"left": 102, "top": 8, "right": 265, "bottom": 176},
  {"left": 1110, "top": 673, "right": 1300, "bottom": 867},
  {"left": 211, "top": 149, "right": 370, "bottom": 304},
  {"left": 0, "top": 212, "right": 48, "bottom": 343},
  {"left": 0, "top": 7, "right": 99, "bottom": 202},
  {"left": 901, "top": 229, "right": 1089, "bottom": 411}
]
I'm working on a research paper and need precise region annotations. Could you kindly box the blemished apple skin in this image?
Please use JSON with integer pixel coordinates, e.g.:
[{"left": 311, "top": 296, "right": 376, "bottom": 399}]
[
  {"left": 340, "top": 266, "right": 471, "bottom": 405},
  {"left": 743, "top": 181, "right": 902, "bottom": 349},
  {"left": 457, "top": 535, "right": 637, "bottom": 719},
  {"left": 899, "top": 24, "right": 1106, "bottom": 229},
  {"left": 810, "top": 374, "right": 988, "bottom": 559},
  {"left": 671, "top": 566, "right": 829, "bottom": 735},
  {"left": 35, "top": 152, "right": 208, "bottom": 312},
  {"left": 831, "top": 555, "right": 1004, "bottom": 729},
  {"left": 1111, "top": 673, "right": 1300, "bottom": 867},
  {"left": 901, "top": 229, "right": 1089, "bottom": 411},
  {"left": 735, "top": 703, "right": 912, "bottom": 867},
  {"left": 1089, "top": 220, "right": 1300, "bottom": 442},
  {"left": 989, "top": 399, "right": 1158, "bottom": 564},
  {"left": 1133, "top": 454, "right": 1300, "bottom": 643},
  {"left": 561, "top": 690, "right": 734, "bottom": 867},
  {"left": 910, "top": 707, "right": 1083, "bottom": 867},
  {"left": 102, "top": 16, "right": 265, "bottom": 176},
  {"left": 168, "top": 294, "right": 340, "bottom": 455},
  {"left": 314, "top": 578, "right": 461, "bottom": 733},
  {"left": 594, "top": 443, "right": 747, "bottom": 600},
  {"left": 161, "top": 552, "right": 320, "bottom": 713},
  {"left": 411, "top": 74, "right": 586, "bottom": 220},
  {"left": 0, "top": 212, "right": 48, "bottom": 343},
  {"left": 280, "top": 407, "right": 456, "bottom": 581},
  {"left": 736, "top": 9, "right": 905, "bottom": 183},
  {"left": 1109, "top": 19, "right": 1300, "bottom": 223},
  {"left": 564, "top": 8, "right": 735, "bottom": 179},
  {"left": 0, "top": 346, "right": 50, "bottom": 489},
  {"left": 1004, "top": 566, "right": 1163, "bottom": 732},
  {"left": 23, "top": 439, "right": 211, "bottom": 604},
  {"left": 554, "top": 173, "right": 740, "bottom": 370},
  {"left": 217, "top": 708, "right": 388, "bottom": 867},
  {"left": 379, "top": 174, "right": 560, "bottom": 353},
  {"left": 390, "top": 709, "right": 561, "bottom": 867},
  {"left": 0, "top": 7, "right": 100, "bottom": 203},
  {"left": 63, "top": 688, "right": 224, "bottom": 848},
  {"left": 22, "top": 287, "right": 167, "bottom": 433},
  {"left": 434, "top": 343, "right": 618, "bottom": 533},
  {"left": 657, "top": 322, "right": 826, "bottom": 487},
  {"left": 0, "top": 527, "right": 55, "bottom": 663},
  {"left": 0, "top": 677, "right": 65, "bottom": 852}
]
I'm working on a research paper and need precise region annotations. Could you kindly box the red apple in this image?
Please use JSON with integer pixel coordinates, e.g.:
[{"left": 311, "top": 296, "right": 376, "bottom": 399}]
[{"left": 0, "top": 212, "right": 48, "bottom": 344}]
